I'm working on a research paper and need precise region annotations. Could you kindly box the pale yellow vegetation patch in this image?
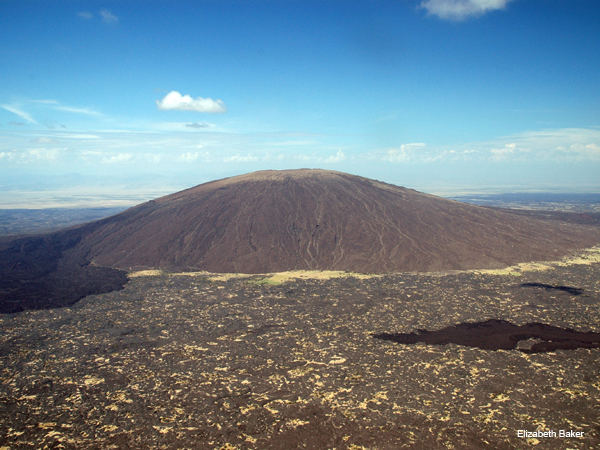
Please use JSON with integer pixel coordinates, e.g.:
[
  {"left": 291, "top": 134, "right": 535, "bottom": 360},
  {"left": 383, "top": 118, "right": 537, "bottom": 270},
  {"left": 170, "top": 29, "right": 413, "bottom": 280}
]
[
  {"left": 127, "top": 246, "right": 599, "bottom": 280},
  {"left": 216, "top": 444, "right": 239, "bottom": 450},
  {"left": 474, "top": 246, "right": 600, "bottom": 277},
  {"left": 129, "top": 268, "right": 381, "bottom": 282},
  {"left": 257, "top": 270, "right": 381, "bottom": 284},
  {"left": 128, "top": 269, "right": 163, "bottom": 278},
  {"left": 476, "top": 267, "right": 523, "bottom": 276},
  {"left": 286, "top": 418, "right": 309, "bottom": 429},
  {"left": 559, "top": 246, "right": 600, "bottom": 265},
  {"left": 207, "top": 273, "right": 253, "bottom": 282},
  {"left": 83, "top": 376, "right": 104, "bottom": 386}
]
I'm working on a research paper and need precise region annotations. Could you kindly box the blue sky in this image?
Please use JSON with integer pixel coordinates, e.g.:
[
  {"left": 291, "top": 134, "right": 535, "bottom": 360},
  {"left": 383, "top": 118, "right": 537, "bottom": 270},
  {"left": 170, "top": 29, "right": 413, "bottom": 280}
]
[{"left": 1, "top": 0, "right": 600, "bottom": 206}]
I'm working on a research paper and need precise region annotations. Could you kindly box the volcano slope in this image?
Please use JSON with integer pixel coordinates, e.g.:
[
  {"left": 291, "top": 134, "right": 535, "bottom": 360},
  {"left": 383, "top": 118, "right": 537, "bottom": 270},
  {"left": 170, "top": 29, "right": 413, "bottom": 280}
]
[
  {"left": 59, "top": 169, "right": 600, "bottom": 274},
  {"left": 2, "top": 169, "right": 600, "bottom": 313}
]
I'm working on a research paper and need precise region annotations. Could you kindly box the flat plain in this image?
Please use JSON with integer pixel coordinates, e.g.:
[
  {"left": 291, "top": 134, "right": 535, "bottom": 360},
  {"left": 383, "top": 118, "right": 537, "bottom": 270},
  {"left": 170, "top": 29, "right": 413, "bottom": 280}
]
[
  {"left": 0, "top": 208, "right": 127, "bottom": 238},
  {"left": 1, "top": 248, "right": 599, "bottom": 449}
]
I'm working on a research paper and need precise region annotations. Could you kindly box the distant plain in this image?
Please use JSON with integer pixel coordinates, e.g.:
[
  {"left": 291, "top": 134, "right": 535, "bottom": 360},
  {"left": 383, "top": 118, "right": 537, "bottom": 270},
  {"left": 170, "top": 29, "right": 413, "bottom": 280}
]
[{"left": 2, "top": 191, "right": 599, "bottom": 238}]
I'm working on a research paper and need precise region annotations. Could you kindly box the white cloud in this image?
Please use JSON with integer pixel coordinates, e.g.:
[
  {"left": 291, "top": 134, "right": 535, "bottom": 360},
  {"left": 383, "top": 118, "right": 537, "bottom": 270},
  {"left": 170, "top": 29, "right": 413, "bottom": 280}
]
[
  {"left": 179, "top": 152, "right": 200, "bottom": 162},
  {"left": 288, "top": 149, "right": 348, "bottom": 164},
  {"left": 100, "top": 9, "right": 119, "bottom": 24},
  {"left": 1, "top": 104, "right": 37, "bottom": 124},
  {"left": 28, "top": 148, "right": 61, "bottom": 161},
  {"left": 374, "top": 130, "right": 600, "bottom": 164},
  {"left": 543, "top": 142, "right": 600, "bottom": 162},
  {"left": 223, "top": 154, "right": 259, "bottom": 163},
  {"left": 102, "top": 153, "right": 132, "bottom": 164},
  {"left": 420, "top": 0, "right": 514, "bottom": 21},
  {"left": 382, "top": 143, "right": 427, "bottom": 163},
  {"left": 0, "top": 148, "right": 63, "bottom": 163},
  {"left": 78, "top": 12, "right": 93, "bottom": 19},
  {"left": 261, "top": 153, "right": 286, "bottom": 162},
  {"left": 156, "top": 91, "right": 227, "bottom": 114},
  {"left": 486, "top": 128, "right": 600, "bottom": 162},
  {"left": 54, "top": 133, "right": 100, "bottom": 139},
  {"left": 323, "top": 149, "right": 346, "bottom": 163},
  {"left": 571, "top": 143, "right": 600, "bottom": 157},
  {"left": 490, "top": 142, "right": 517, "bottom": 161},
  {"left": 0, "top": 150, "right": 19, "bottom": 161},
  {"left": 80, "top": 150, "right": 104, "bottom": 156}
]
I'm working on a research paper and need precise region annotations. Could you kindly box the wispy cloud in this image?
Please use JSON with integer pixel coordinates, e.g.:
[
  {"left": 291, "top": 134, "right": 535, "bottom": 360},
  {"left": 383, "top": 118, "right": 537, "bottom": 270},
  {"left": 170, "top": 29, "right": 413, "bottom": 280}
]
[
  {"left": 2, "top": 100, "right": 101, "bottom": 125},
  {"left": 100, "top": 9, "right": 119, "bottom": 24},
  {"left": 291, "top": 149, "right": 349, "bottom": 164},
  {"left": 78, "top": 12, "right": 93, "bottom": 19},
  {"left": 156, "top": 91, "right": 227, "bottom": 114},
  {"left": 179, "top": 152, "right": 200, "bottom": 162},
  {"left": 53, "top": 133, "right": 100, "bottom": 139},
  {"left": 102, "top": 153, "right": 132, "bottom": 164},
  {"left": 490, "top": 142, "right": 518, "bottom": 161},
  {"left": 323, "top": 149, "right": 346, "bottom": 163},
  {"left": 30, "top": 137, "right": 60, "bottom": 144},
  {"left": 487, "top": 129, "right": 600, "bottom": 162},
  {"left": 382, "top": 143, "right": 427, "bottom": 163},
  {"left": 223, "top": 154, "right": 259, "bottom": 163},
  {"left": 178, "top": 152, "right": 211, "bottom": 162},
  {"left": 1, "top": 104, "right": 37, "bottom": 124},
  {"left": 0, "top": 148, "right": 64, "bottom": 163},
  {"left": 31, "top": 99, "right": 59, "bottom": 105},
  {"left": 53, "top": 105, "right": 102, "bottom": 116},
  {"left": 2, "top": 128, "right": 597, "bottom": 177},
  {"left": 373, "top": 129, "right": 600, "bottom": 163},
  {"left": 420, "top": 0, "right": 514, "bottom": 21}
]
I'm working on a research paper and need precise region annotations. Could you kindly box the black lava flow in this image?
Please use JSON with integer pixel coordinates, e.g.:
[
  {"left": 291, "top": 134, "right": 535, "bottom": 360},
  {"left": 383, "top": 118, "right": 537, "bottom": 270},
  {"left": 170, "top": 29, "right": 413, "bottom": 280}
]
[{"left": 373, "top": 319, "right": 600, "bottom": 353}]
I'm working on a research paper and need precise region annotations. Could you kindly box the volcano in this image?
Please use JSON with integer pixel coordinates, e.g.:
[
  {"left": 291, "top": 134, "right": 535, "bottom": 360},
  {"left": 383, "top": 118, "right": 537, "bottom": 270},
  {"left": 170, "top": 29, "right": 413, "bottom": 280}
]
[
  {"left": 2, "top": 169, "right": 600, "bottom": 312},
  {"left": 78, "top": 169, "right": 600, "bottom": 273}
]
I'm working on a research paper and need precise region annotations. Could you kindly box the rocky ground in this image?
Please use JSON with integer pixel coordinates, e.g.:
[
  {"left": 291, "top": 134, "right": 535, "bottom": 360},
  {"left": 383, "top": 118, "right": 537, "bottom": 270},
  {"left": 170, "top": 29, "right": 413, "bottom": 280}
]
[{"left": 1, "top": 248, "right": 600, "bottom": 449}]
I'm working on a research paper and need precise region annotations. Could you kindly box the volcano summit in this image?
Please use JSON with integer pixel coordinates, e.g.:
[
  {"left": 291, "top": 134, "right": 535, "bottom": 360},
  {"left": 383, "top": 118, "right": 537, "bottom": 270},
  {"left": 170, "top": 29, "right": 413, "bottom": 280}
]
[{"left": 1, "top": 169, "right": 600, "bottom": 312}]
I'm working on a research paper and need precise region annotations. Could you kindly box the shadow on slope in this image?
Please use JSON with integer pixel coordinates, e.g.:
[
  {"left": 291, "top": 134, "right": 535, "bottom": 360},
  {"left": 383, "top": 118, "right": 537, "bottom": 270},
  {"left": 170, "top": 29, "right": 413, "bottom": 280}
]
[{"left": 0, "top": 230, "right": 128, "bottom": 314}]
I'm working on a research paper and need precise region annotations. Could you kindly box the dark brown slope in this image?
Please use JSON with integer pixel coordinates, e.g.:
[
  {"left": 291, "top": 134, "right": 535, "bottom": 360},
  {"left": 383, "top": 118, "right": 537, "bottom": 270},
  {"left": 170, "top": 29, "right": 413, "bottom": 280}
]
[{"left": 77, "top": 169, "right": 600, "bottom": 274}]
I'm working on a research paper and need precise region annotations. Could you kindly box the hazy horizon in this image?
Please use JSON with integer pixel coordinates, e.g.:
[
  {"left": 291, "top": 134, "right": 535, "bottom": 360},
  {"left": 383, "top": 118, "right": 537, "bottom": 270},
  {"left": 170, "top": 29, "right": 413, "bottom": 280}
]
[{"left": 3, "top": 168, "right": 600, "bottom": 209}]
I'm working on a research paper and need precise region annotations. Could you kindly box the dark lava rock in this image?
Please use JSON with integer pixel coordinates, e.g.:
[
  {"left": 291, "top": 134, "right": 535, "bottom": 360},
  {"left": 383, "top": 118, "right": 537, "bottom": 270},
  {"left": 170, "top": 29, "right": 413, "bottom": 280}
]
[
  {"left": 0, "top": 230, "right": 128, "bottom": 314},
  {"left": 373, "top": 319, "right": 600, "bottom": 353}
]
